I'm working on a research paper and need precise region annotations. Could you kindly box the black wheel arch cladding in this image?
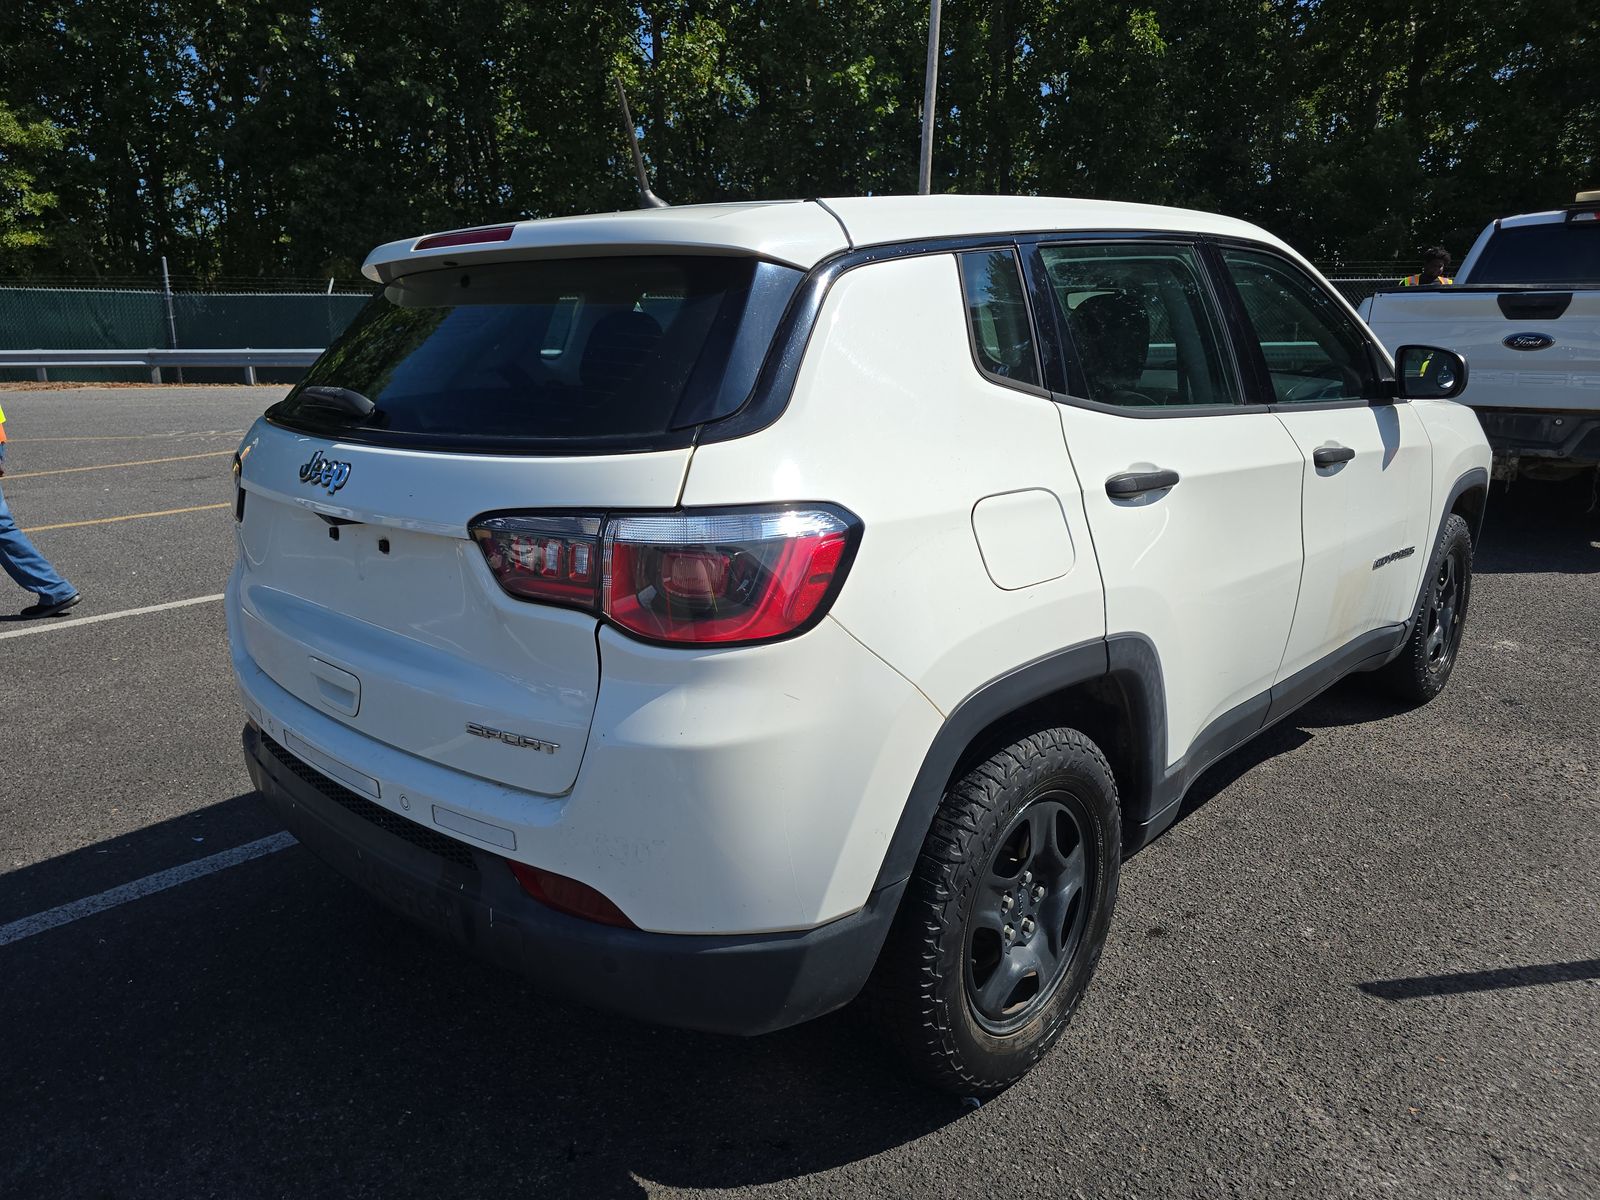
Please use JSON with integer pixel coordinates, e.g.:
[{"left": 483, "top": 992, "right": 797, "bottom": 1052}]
[{"left": 872, "top": 636, "right": 1168, "bottom": 892}]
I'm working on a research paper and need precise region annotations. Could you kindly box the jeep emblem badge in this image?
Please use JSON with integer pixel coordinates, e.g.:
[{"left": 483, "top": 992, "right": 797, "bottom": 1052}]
[
  {"left": 298, "top": 450, "right": 352, "bottom": 494},
  {"left": 1502, "top": 332, "right": 1555, "bottom": 352}
]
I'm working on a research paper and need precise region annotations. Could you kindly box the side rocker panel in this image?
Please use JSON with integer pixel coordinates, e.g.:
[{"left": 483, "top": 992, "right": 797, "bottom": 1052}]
[{"left": 877, "top": 608, "right": 1447, "bottom": 891}]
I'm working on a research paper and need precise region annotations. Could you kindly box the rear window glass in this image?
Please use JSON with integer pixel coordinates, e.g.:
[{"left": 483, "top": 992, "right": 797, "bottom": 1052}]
[
  {"left": 268, "top": 256, "right": 801, "bottom": 451},
  {"left": 958, "top": 249, "right": 1041, "bottom": 388},
  {"left": 1468, "top": 224, "right": 1600, "bottom": 286}
]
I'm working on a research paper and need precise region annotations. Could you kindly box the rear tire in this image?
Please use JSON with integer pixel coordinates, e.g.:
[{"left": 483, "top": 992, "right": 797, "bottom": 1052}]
[
  {"left": 1381, "top": 512, "right": 1473, "bottom": 704},
  {"left": 867, "top": 727, "right": 1120, "bottom": 1095}
]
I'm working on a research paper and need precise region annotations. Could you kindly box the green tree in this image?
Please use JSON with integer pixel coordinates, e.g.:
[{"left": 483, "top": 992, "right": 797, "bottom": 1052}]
[
  {"left": 0, "top": 0, "right": 1594, "bottom": 280},
  {"left": 0, "top": 102, "right": 64, "bottom": 270}
]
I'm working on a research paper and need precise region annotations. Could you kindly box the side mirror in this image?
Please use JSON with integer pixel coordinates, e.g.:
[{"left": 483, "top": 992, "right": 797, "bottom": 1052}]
[{"left": 1395, "top": 345, "right": 1468, "bottom": 400}]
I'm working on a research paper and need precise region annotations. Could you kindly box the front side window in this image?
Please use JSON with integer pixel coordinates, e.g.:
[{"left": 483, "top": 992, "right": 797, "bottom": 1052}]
[
  {"left": 1037, "top": 242, "right": 1240, "bottom": 409},
  {"left": 1221, "top": 248, "right": 1377, "bottom": 404},
  {"left": 958, "top": 249, "right": 1041, "bottom": 388}
]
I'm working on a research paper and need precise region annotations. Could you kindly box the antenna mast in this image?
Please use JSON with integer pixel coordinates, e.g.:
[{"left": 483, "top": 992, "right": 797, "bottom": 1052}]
[{"left": 614, "top": 76, "right": 669, "bottom": 208}]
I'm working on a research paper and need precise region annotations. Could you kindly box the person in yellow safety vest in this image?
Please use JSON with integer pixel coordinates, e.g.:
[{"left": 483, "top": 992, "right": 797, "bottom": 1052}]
[
  {"left": 0, "top": 402, "right": 82, "bottom": 618},
  {"left": 1401, "top": 246, "right": 1455, "bottom": 286}
]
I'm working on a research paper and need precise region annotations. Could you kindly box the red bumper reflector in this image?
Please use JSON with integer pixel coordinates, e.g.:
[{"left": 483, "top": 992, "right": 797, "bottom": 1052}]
[{"left": 508, "top": 861, "right": 636, "bottom": 928}]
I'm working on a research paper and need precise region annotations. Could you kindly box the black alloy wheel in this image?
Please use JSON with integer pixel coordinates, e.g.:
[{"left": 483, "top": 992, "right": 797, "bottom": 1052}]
[
  {"left": 867, "top": 726, "right": 1121, "bottom": 1095},
  {"left": 1381, "top": 511, "right": 1474, "bottom": 703},
  {"left": 1423, "top": 542, "right": 1465, "bottom": 671},
  {"left": 965, "top": 795, "right": 1092, "bottom": 1034}
]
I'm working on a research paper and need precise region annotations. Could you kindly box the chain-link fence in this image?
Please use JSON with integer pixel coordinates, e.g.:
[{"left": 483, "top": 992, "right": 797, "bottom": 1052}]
[
  {"left": 0, "top": 286, "right": 371, "bottom": 383},
  {"left": 1325, "top": 277, "right": 1401, "bottom": 309},
  {"left": 10, "top": 274, "right": 371, "bottom": 292}
]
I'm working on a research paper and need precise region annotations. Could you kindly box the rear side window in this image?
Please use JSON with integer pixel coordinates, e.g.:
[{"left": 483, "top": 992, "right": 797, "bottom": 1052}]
[
  {"left": 958, "top": 250, "right": 1041, "bottom": 388},
  {"left": 1468, "top": 223, "right": 1600, "bottom": 286},
  {"left": 268, "top": 256, "right": 801, "bottom": 452},
  {"left": 1038, "top": 242, "right": 1239, "bottom": 409},
  {"left": 1221, "top": 248, "right": 1376, "bottom": 404}
]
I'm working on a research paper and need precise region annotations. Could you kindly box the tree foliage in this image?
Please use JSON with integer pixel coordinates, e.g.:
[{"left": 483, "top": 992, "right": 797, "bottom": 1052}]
[
  {"left": 0, "top": 100, "right": 65, "bottom": 270},
  {"left": 1, "top": 0, "right": 1594, "bottom": 280}
]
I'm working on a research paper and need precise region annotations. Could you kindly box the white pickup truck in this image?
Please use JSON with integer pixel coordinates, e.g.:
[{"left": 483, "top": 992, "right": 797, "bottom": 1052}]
[{"left": 1362, "top": 192, "right": 1600, "bottom": 481}]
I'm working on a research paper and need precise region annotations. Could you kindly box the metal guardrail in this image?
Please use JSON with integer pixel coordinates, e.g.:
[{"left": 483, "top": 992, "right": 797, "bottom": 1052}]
[
  {"left": 0, "top": 348, "right": 322, "bottom": 385},
  {"left": 0, "top": 289, "right": 1399, "bottom": 385}
]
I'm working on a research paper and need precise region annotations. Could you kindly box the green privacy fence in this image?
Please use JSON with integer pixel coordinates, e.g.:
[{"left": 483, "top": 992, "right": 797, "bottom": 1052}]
[
  {"left": 0, "top": 287, "right": 371, "bottom": 382},
  {"left": 0, "top": 277, "right": 1388, "bottom": 385}
]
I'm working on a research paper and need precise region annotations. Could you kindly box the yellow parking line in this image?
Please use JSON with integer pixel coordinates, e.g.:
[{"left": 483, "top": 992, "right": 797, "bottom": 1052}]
[
  {"left": 4, "top": 450, "right": 233, "bottom": 478},
  {"left": 22, "top": 502, "right": 230, "bottom": 533}
]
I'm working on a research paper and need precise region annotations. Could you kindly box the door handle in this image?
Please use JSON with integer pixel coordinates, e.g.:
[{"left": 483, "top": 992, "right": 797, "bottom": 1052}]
[
  {"left": 1105, "top": 468, "right": 1180, "bottom": 499},
  {"left": 1312, "top": 445, "right": 1356, "bottom": 468}
]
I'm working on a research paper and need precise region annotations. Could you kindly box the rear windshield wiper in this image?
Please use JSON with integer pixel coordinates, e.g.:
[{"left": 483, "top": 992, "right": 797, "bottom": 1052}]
[{"left": 298, "top": 385, "right": 376, "bottom": 420}]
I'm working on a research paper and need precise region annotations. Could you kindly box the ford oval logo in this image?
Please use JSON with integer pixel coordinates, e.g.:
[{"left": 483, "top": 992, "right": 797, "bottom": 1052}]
[{"left": 1503, "top": 332, "right": 1555, "bottom": 351}]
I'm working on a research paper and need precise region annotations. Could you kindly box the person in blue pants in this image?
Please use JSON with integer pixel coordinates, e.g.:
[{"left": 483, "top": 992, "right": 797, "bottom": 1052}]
[{"left": 0, "top": 412, "right": 81, "bottom": 619}]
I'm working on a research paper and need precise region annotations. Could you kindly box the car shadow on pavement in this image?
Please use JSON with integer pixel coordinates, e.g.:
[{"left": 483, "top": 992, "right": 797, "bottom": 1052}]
[
  {"left": 1, "top": 795, "right": 966, "bottom": 1200},
  {"left": 1475, "top": 476, "right": 1600, "bottom": 575},
  {"left": 1358, "top": 958, "right": 1600, "bottom": 1000},
  {"left": 1167, "top": 720, "right": 1314, "bottom": 835},
  {"left": 1164, "top": 676, "right": 1414, "bottom": 836}
]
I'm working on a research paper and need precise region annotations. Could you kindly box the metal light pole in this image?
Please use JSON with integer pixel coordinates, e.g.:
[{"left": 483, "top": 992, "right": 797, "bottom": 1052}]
[
  {"left": 918, "top": 0, "right": 942, "bottom": 195},
  {"left": 160, "top": 254, "right": 182, "bottom": 383}
]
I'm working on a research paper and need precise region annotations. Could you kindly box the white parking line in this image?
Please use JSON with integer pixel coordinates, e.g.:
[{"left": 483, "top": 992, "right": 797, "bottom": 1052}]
[
  {"left": 25, "top": 430, "right": 246, "bottom": 443},
  {"left": 22, "top": 502, "right": 231, "bottom": 533},
  {"left": 5, "top": 449, "right": 233, "bottom": 479},
  {"left": 0, "top": 593, "right": 224, "bottom": 640},
  {"left": 0, "top": 832, "right": 296, "bottom": 948}
]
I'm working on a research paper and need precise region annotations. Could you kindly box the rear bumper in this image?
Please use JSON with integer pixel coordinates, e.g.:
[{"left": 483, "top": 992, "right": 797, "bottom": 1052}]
[
  {"left": 1472, "top": 407, "right": 1600, "bottom": 465},
  {"left": 244, "top": 722, "right": 902, "bottom": 1036}
]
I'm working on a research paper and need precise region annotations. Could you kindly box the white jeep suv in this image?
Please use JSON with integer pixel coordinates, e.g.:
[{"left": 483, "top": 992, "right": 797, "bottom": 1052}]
[{"left": 229, "top": 196, "right": 1491, "bottom": 1093}]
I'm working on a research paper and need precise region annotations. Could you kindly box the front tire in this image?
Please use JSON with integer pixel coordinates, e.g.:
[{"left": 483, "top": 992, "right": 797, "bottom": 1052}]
[
  {"left": 867, "top": 727, "right": 1121, "bottom": 1095},
  {"left": 1381, "top": 512, "right": 1474, "bottom": 704}
]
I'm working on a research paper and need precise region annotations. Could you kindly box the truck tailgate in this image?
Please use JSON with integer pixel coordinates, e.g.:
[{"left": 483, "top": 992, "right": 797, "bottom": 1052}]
[{"left": 1362, "top": 289, "right": 1600, "bottom": 412}]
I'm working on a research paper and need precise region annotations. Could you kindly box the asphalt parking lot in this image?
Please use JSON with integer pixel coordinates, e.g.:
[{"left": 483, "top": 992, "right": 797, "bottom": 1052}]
[{"left": 1, "top": 383, "right": 1596, "bottom": 1199}]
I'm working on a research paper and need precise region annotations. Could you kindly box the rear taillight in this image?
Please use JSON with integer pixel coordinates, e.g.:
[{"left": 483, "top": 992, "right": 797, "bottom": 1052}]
[
  {"left": 604, "top": 509, "right": 854, "bottom": 644},
  {"left": 469, "top": 515, "right": 602, "bottom": 608},
  {"left": 469, "top": 505, "right": 860, "bottom": 647}
]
